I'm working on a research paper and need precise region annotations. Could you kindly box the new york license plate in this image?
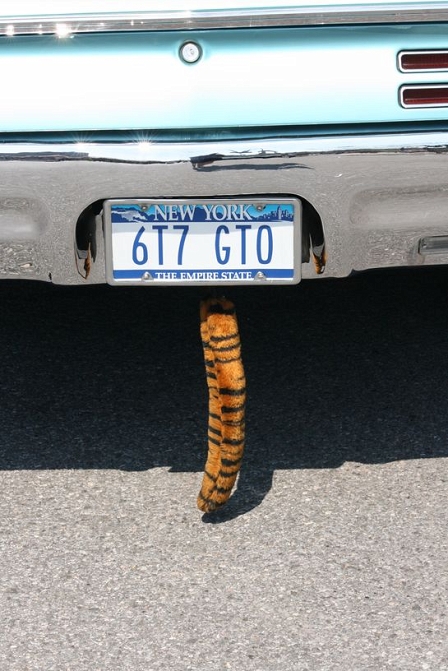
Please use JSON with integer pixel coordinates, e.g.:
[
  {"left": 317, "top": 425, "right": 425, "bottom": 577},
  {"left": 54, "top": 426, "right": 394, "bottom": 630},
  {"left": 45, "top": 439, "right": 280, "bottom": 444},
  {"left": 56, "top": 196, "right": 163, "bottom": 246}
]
[{"left": 104, "top": 198, "right": 300, "bottom": 285}]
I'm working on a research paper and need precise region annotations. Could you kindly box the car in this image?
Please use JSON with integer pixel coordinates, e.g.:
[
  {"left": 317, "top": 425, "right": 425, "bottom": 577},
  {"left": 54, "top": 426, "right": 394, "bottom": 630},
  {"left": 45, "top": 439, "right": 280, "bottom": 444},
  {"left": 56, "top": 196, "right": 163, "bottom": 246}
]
[{"left": 2, "top": 0, "right": 448, "bottom": 287}]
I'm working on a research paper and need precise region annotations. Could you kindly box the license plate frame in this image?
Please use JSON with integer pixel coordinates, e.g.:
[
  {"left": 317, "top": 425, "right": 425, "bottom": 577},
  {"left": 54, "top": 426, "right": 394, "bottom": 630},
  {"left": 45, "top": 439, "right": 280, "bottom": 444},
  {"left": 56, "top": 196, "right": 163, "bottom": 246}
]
[{"left": 103, "top": 197, "right": 301, "bottom": 286}]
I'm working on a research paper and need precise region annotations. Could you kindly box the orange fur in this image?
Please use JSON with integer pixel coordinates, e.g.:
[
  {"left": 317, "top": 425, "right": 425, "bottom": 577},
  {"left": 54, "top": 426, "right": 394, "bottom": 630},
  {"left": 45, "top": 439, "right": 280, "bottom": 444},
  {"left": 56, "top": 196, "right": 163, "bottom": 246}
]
[
  {"left": 312, "top": 247, "right": 327, "bottom": 275},
  {"left": 198, "top": 297, "right": 246, "bottom": 512}
]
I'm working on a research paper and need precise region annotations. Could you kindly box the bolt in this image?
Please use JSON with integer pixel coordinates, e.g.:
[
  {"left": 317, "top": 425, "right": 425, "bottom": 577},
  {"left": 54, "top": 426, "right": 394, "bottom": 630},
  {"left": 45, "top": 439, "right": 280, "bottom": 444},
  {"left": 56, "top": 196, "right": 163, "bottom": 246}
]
[{"left": 180, "top": 42, "right": 202, "bottom": 64}]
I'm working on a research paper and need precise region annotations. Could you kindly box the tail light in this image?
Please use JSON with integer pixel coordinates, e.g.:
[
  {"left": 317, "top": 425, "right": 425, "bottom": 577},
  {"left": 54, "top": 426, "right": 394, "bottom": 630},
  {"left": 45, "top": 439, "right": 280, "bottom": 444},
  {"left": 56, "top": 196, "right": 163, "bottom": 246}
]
[
  {"left": 399, "top": 50, "right": 448, "bottom": 72},
  {"left": 400, "top": 85, "right": 448, "bottom": 108}
]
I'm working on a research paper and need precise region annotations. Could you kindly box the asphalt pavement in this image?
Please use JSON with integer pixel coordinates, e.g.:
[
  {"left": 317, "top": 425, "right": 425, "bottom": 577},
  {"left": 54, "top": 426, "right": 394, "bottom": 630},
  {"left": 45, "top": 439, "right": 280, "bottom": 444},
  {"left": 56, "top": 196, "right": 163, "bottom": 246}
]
[{"left": 0, "top": 267, "right": 447, "bottom": 670}]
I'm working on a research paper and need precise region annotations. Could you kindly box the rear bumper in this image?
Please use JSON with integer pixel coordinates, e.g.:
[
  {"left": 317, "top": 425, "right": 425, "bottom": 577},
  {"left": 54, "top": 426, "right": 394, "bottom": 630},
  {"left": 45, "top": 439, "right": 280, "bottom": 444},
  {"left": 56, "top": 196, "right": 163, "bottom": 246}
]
[{"left": 2, "top": 130, "right": 448, "bottom": 284}]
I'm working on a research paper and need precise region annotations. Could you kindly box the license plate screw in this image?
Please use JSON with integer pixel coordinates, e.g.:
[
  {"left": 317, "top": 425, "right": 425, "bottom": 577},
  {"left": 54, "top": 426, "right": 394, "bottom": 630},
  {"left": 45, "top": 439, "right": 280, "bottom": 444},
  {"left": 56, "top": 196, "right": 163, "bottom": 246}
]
[
  {"left": 254, "top": 204, "right": 266, "bottom": 211},
  {"left": 255, "top": 271, "right": 267, "bottom": 281},
  {"left": 141, "top": 271, "right": 153, "bottom": 281}
]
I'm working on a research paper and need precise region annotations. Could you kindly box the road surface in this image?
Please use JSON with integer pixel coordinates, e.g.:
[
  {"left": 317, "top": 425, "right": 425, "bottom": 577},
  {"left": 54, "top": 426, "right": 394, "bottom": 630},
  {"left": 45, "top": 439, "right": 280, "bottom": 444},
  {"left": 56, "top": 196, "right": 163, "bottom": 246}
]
[{"left": 0, "top": 267, "right": 447, "bottom": 670}]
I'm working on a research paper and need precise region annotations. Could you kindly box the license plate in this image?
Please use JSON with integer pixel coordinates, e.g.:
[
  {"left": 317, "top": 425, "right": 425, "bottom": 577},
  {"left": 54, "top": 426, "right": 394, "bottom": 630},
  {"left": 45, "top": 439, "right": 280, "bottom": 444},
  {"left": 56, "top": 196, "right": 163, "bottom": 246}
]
[{"left": 104, "top": 198, "right": 300, "bottom": 285}]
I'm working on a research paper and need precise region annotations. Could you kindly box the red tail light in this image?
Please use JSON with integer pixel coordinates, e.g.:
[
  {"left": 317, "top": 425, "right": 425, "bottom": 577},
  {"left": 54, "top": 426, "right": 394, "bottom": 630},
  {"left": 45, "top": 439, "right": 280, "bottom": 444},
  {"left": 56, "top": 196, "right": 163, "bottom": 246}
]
[
  {"left": 399, "top": 51, "right": 448, "bottom": 72},
  {"left": 400, "top": 85, "right": 448, "bottom": 107}
]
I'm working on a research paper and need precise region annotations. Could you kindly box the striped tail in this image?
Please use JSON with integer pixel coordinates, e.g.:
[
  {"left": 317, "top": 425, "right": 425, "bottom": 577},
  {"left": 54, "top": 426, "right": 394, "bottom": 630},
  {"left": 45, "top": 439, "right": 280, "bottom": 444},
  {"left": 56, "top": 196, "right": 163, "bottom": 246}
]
[{"left": 198, "top": 297, "right": 246, "bottom": 513}]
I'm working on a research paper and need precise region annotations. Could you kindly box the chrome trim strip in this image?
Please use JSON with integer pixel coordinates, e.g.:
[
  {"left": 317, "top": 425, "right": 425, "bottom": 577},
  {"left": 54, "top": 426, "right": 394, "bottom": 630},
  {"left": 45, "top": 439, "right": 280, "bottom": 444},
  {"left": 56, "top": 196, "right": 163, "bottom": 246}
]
[
  {"left": 398, "top": 50, "right": 448, "bottom": 73},
  {"left": 0, "top": 130, "right": 447, "bottom": 161},
  {"left": 2, "top": 4, "right": 448, "bottom": 36}
]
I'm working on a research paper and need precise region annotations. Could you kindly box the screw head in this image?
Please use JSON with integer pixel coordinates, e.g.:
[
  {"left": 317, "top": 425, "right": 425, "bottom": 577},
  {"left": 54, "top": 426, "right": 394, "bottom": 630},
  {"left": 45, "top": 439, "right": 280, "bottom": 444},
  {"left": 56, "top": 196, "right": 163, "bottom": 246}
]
[
  {"left": 180, "top": 42, "right": 202, "bottom": 64},
  {"left": 141, "top": 271, "right": 153, "bottom": 281}
]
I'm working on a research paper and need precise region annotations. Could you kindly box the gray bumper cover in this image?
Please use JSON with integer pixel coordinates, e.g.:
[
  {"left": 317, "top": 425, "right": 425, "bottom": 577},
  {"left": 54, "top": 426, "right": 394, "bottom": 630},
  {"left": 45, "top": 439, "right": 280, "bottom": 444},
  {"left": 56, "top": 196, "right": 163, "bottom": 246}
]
[{"left": 2, "top": 130, "right": 448, "bottom": 284}]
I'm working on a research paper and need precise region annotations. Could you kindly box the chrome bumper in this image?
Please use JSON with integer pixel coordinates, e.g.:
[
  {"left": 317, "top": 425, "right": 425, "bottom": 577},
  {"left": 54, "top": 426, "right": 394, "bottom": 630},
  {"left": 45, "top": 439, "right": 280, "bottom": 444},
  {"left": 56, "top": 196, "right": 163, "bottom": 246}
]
[{"left": 2, "top": 130, "right": 448, "bottom": 284}]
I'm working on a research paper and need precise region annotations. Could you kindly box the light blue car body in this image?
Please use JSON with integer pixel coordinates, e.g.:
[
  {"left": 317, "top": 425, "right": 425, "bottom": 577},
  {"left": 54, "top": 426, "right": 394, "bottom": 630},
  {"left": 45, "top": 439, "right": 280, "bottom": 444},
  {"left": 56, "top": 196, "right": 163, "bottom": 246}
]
[{"left": 1, "top": 15, "right": 448, "bottom": 131}]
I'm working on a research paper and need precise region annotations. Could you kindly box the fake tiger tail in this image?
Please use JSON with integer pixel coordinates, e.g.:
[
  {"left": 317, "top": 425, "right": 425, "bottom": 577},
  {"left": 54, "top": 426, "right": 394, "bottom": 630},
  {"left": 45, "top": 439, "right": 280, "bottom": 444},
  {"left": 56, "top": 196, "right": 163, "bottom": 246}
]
[{"left": 198, "top": 297, "right": 246, "bottom": 513}]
